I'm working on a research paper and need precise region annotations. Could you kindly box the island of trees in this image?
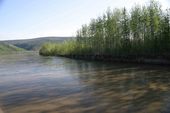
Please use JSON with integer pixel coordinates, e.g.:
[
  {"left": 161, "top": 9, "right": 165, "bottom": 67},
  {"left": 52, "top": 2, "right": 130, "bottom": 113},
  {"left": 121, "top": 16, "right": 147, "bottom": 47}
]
[{"left": 40, "top": 0, "right": 170, "bottom": 64}]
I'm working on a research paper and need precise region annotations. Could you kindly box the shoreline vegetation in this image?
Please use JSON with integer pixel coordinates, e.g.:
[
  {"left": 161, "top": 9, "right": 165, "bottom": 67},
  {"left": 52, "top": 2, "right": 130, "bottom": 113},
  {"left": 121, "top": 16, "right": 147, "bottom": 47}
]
[
  {"left": 39, "top": 0, "right": 170, "bottom": 65},
  {"left": 0, "top": 43, "right": 24, "bottom": 54}
]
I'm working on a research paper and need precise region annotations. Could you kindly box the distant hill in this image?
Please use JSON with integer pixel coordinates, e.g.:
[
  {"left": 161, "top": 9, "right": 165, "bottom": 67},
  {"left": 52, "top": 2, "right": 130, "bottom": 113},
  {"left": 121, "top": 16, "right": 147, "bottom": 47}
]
[
  {"left": 0, "top": 43, "right": 24, "bottom": 54},
  {"left": 2, "top": 37, "right": 72, "bottom": 50}
]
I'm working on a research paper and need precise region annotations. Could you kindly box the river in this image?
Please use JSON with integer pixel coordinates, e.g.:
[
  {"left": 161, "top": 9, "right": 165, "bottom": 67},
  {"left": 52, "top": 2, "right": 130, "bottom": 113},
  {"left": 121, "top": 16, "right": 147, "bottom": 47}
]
[{"left": 0, "top": 52, "right": 169, "bottom": 113}]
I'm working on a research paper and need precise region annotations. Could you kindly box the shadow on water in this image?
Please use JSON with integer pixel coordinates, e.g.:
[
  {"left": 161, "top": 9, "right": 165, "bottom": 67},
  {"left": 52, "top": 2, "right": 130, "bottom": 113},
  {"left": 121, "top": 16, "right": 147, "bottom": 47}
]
[{"left": 0, "top": 52, "right": 170, "bottom": 113}]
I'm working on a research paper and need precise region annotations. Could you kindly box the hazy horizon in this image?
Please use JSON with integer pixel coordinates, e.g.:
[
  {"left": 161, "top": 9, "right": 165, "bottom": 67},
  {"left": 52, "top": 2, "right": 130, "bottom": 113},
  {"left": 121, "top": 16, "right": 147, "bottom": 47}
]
[{"left": 0, "top": 0, "right": 169, "bottom": 41}]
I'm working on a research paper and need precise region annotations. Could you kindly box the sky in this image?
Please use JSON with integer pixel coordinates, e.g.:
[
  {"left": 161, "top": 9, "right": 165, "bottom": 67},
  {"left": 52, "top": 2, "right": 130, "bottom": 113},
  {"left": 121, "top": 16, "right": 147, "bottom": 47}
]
[{"left": 0, "top": 0, "right": 169, "bottom": 41}]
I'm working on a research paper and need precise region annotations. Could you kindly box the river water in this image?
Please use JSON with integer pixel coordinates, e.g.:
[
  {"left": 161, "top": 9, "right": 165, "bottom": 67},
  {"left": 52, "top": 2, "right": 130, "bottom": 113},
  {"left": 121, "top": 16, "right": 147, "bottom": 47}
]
[{"left": 0, "top": 52, "right": 169, "bottom": 113}]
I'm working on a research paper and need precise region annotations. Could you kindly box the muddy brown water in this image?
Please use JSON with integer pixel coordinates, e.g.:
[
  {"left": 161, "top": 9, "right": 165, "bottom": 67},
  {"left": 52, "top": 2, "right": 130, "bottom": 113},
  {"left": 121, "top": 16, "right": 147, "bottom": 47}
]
[{"left": 0, "top": 52, "right": 170, "bottom": 113}]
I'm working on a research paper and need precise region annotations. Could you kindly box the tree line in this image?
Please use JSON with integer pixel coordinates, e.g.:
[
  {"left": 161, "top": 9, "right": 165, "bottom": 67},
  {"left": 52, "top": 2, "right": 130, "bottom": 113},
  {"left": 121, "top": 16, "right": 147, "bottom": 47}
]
[{"left": 40, "top": 0, "right": 170, "bottom": 59}]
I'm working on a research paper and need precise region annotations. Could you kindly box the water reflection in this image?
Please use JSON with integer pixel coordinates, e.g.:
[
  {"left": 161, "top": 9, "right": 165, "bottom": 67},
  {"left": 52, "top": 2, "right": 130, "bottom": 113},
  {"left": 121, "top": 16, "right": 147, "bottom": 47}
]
[{"left": 0, "top": 52, "right": 169, "bottom": 113}]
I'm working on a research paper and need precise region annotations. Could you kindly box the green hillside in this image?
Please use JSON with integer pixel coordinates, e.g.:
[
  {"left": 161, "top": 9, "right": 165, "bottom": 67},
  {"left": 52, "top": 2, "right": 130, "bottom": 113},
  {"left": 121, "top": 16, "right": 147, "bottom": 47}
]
[
  {"left": 0, "top": 43, "right": 24, "bottom": 54},
  {"left": 3, "top": 37, "right": 72, "bottom": 50}
]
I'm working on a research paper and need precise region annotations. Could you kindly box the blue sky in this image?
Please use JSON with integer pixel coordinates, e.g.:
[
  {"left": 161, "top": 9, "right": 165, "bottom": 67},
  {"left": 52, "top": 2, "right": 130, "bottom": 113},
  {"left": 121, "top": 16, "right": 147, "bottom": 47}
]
[{"left": 0, "top": 0, "right": 169, "bottom": 40}]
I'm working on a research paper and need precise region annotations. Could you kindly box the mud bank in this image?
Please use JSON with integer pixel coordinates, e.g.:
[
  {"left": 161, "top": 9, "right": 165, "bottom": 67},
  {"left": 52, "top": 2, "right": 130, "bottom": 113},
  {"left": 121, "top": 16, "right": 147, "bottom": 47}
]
[{"left": 53, "top": 54, "right": 170, "bottom": 65}]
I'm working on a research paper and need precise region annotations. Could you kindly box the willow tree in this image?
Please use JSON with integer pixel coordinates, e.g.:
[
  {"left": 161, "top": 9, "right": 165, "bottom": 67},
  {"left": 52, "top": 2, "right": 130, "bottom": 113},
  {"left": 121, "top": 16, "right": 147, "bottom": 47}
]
[
  {"left": 121, "top": 8, "right": 130, "bottom": 55},
  {"left": 130, "top": 5, "right": 143, "bottom": 54},
  {"left": 159, "top": 9, "right": 170, "bottom": 54},
  {"left": 40, "top": 0, "right": 170, "bottom": 59},
  {"left": 104, "top": 8, "right": 113, "bottom": 54},
  {"left": 147, "top": 0, "right": 162, "bottom": 55}
]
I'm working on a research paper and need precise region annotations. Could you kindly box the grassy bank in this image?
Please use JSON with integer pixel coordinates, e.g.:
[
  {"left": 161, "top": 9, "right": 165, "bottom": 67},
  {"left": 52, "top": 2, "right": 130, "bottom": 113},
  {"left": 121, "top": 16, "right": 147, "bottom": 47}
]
[
  {"left": 0, "top": 43, "right": 24, "bottom": 54},
  {"left": 39, "top": 0, "right": 170, "bottom": 64},
  {"left": 39, "top": 41, "right": 170, "bottom": 65}
]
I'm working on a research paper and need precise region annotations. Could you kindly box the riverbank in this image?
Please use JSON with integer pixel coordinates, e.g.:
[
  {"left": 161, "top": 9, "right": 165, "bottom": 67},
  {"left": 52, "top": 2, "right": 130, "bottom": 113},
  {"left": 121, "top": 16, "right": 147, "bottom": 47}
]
[
  {"left": 39, "top": 0, "right": 170, "bottom": 66},
  {"left": 48, "top": 54, "right": 170, "bottom": 65}
]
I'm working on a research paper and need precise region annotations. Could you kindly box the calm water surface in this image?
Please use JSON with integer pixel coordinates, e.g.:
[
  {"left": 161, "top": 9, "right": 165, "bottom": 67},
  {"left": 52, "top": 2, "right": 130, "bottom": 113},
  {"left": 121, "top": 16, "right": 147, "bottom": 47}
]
[{"left": 0, "top": 52, "right": 170, "bottom": 113}]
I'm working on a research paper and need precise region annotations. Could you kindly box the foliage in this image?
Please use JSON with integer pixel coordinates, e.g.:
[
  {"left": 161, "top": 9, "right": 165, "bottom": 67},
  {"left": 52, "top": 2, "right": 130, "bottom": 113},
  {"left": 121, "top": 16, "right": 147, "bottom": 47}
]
[
  {"left": 40, "top": 0, "right": 170, "bottom": 59},
  {"left": 3, "top": 37, "right": 70, "bottom": 50},
  {"left": 0, "top": 43, "right": 24, "bottom": 54}
]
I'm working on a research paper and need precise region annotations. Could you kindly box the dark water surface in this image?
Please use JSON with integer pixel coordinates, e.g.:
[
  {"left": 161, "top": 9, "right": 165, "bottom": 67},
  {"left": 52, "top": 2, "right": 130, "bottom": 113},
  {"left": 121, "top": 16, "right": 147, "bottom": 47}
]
[{"left": 0, "top": 52, "right": 170, "bottom": 113}]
